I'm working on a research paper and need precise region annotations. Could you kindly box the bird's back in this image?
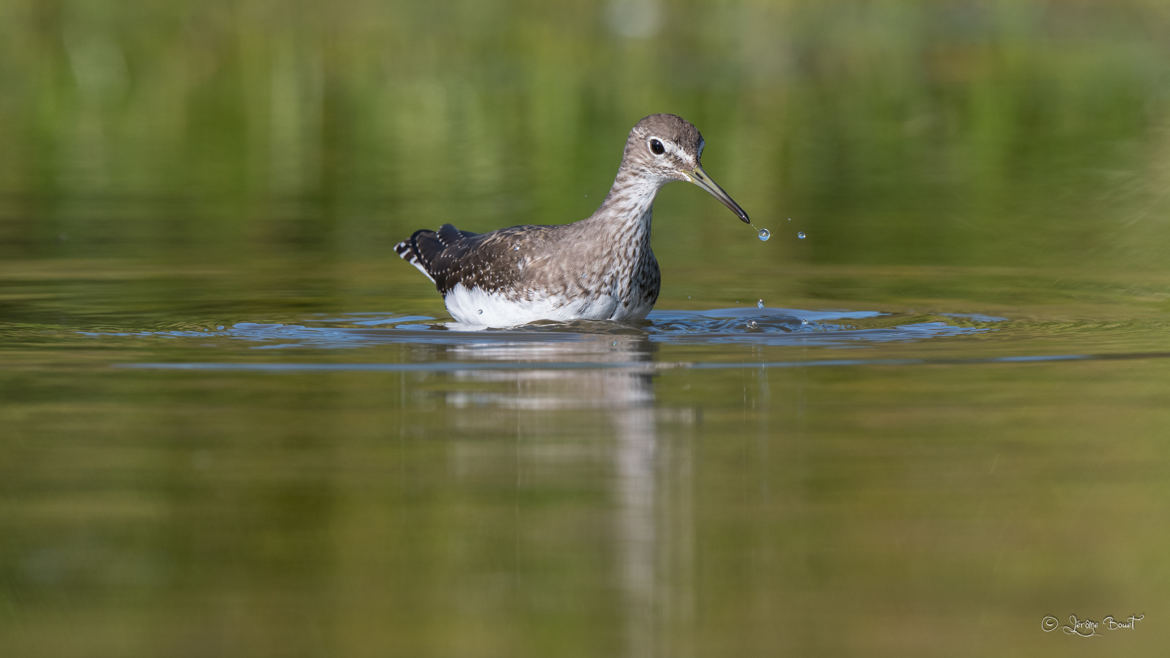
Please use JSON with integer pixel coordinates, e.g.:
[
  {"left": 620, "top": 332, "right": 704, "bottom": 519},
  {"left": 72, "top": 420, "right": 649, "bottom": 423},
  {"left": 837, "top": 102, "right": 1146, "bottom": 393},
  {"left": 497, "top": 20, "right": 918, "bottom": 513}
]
[
  {"left": 394, "top": 221, "right": 659, "bottom": 326},
  {"left": 395, "top": 223, "right": 563, "bottom": 294}
]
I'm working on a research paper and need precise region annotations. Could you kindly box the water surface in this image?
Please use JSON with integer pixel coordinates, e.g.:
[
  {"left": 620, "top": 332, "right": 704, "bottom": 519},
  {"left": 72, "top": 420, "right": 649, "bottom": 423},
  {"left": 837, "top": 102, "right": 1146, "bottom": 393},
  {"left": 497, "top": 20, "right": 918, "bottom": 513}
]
[{"left": 3, "top": 1, "right": 1170, "bottom": 656}]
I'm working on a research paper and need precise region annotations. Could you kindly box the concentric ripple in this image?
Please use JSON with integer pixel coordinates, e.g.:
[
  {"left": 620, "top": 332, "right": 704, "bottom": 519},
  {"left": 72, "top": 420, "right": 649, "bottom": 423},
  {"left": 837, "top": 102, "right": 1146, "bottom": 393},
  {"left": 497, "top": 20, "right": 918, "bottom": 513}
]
[{"left": 82, "top": 307, "right": 1005, "bottom": 351}]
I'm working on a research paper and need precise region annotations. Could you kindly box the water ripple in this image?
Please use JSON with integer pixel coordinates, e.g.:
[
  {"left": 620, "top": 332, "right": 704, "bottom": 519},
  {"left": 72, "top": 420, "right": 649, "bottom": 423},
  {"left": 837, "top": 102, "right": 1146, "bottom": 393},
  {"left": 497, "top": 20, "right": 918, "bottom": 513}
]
[
  {"left": 81, "top": 307, "right": 1004, "bottom": 350},
  {"left": 84, "top": 307, "right": 1170, "bottom": 373}
]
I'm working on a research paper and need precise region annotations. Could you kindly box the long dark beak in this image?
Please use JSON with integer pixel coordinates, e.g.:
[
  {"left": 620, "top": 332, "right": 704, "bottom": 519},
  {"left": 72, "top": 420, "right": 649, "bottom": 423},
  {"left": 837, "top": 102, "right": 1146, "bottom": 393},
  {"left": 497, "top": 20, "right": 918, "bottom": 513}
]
[{"left": 687, "top": 165, "right": 750, "bottom": 224}]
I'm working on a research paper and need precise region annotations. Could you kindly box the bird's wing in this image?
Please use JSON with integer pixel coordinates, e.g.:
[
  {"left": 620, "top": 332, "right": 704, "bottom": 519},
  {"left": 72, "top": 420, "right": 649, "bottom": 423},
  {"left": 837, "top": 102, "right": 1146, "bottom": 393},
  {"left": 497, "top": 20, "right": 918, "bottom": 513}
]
[{"left": 393, "top": 224, "right": 480, "bottom": 285}]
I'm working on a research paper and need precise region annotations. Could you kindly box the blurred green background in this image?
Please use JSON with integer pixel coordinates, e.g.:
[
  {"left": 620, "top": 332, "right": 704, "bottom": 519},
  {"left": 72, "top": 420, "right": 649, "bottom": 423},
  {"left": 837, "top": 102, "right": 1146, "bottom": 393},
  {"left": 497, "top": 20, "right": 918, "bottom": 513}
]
[{"left": 3, "top": 0, "right": 1168, "bottom": 275}]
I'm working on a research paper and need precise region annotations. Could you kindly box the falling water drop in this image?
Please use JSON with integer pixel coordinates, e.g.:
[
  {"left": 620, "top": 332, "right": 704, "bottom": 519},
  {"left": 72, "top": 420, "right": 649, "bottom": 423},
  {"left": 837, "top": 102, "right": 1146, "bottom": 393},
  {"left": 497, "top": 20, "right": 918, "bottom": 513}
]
[
  {"left": 797, "top": 231, "right": 807, "bottom": 240},
  {"left": 757, "top": 228, "right": 771, "bottom": 241},
  {"left": 757, "top": 299, "right": 765, "bottom": 310}
]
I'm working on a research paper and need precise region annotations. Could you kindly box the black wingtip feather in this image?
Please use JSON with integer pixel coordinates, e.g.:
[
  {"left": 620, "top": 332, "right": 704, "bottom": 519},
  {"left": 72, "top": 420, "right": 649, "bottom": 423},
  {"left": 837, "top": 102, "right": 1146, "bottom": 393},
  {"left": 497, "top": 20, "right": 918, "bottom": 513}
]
[
  {"left": 396, "top": 224, "right": 482, "bottom": 286},
  {"left": 395, "top": 229, "right": 440, "bottom": 283}
]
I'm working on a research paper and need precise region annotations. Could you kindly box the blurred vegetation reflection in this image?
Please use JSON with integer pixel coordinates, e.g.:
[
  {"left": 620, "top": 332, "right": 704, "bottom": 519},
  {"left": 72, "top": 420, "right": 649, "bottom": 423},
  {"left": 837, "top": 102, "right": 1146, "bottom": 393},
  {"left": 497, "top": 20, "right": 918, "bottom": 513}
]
[{"left": 2, "top": 0, "right": 1168, "bottom": 273}]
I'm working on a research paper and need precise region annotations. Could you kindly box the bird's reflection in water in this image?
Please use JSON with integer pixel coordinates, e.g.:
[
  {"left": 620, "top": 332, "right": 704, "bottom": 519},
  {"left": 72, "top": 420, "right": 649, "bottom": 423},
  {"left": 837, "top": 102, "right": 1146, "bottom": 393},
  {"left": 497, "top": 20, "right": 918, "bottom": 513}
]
[{"left": 439, "top": 333, "right": 696, "bottom": 658}]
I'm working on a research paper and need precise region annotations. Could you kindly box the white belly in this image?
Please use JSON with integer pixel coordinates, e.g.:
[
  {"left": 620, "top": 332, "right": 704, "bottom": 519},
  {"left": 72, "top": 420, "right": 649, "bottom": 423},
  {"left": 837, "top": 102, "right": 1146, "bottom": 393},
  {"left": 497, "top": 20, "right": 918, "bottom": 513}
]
[{"left": 443, "top": 283, "right": 650, "bottom": 328}]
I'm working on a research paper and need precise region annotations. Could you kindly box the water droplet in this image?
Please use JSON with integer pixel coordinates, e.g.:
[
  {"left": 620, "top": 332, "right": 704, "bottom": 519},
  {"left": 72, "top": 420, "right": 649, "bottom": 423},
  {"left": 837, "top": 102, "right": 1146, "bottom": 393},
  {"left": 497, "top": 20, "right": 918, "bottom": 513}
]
[
  {"left": 757, "top": 228, "right": 771, "bottom": 241},
  {"left": 513, "top": 245, "right": 520, "bottom": 251},
  {"left": 477, "top": 309, "right": 484, "bottom": 315},
  {"left": 756, "top": 299, "right": 765, "bottom": 310},
  {"left": 797, "top": 231, "right": 806, "bottom": 240},
  {"left": 787, "top": 217, "right": 792, "bottom": 222},
  {"left": 747, "top": 320, "right": 759, "bottom": 329}
]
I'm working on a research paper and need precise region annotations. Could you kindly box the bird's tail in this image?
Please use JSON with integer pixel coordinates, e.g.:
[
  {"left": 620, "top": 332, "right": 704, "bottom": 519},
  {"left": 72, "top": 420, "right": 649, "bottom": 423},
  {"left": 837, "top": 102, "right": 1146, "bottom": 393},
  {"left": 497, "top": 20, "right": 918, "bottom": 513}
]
[
  {"left": 395, "top": 225, "right": 476, "bottom": 284},
  {"left": 394, "top": 229, "right": 440, "bottom": 283}
]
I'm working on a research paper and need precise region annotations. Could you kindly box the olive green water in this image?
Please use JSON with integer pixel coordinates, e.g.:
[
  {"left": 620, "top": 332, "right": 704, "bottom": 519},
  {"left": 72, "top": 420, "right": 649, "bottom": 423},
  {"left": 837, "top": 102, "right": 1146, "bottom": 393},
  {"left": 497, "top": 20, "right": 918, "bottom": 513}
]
[{"left": 3, "top": 1, "right": 1170, "bottom": 656}]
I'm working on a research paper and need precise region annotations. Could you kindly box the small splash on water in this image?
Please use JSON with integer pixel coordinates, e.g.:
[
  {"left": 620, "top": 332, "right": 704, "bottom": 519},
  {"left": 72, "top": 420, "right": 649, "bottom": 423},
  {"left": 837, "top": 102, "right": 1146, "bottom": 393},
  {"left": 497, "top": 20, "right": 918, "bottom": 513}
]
[
  {"left": 757, "top": 299, "right": 765, "bottom": 310},
  {"left": 757, "top": 228, "right": 771, "bottom": 241},
  {"left": 746, "top": 320, "right": 759, "bottom": 330},
  {"left": 797, "top": 231, "right": 807, "bottom": 240}
]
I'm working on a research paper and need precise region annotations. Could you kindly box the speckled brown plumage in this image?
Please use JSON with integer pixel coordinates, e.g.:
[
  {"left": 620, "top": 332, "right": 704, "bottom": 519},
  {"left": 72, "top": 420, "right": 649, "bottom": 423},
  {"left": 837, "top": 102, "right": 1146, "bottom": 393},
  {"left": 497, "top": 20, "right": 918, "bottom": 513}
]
[{"left": 394, "top": 114, "right": 749, "bottom": 327}]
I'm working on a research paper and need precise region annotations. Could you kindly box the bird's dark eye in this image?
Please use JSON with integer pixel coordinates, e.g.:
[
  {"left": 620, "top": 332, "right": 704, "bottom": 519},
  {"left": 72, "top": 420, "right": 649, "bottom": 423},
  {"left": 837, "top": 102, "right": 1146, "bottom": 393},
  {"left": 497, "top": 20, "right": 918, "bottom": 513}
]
[{"left": 648, "top": 138, "right": 665, "bottom": 155}]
